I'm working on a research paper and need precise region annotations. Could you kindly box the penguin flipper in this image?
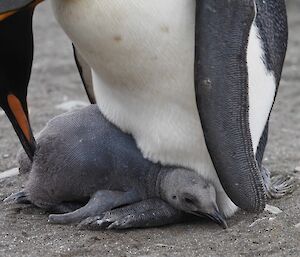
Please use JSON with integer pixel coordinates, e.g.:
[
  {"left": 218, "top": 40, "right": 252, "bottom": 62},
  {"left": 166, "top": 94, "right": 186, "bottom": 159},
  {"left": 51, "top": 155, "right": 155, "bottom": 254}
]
[
  {"left": 73, "top": 45, "right": 96, "bottom": 104},
  {"left": 0, "top": 0, "right": 36, "bottom": 16},
  {"left": 195, "top": 0, "right": 265, "bottom": 212},
  {"left": 254, "top": 0, "right": 288, "bottom": 168},
  {"left": 256, "top": 123, "right": 269, "bottom": 168},
  {"left": 195, "top": 0, "right": 288, "bottom": 213},
  {"left": 0, "top": 0, "right": 40, "bottom": 20},
  {"left": 0, "top": 6, "right": 38, "bottom": 160}
]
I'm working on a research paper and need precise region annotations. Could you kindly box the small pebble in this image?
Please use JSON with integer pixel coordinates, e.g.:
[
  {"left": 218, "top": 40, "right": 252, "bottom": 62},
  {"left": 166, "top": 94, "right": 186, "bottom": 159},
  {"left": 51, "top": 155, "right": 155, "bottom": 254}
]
[
  {"left": 155, "top": 243, "right": 173, "bottom": 248},
  {"left": 295, "top": 223, "right": 300, "bottom": 229},
  {"left": 264, "top": 204, "right": 283, "bottom": 215},
  {"left": 249, "top": 217, "right": 267, "bottom": 227}
]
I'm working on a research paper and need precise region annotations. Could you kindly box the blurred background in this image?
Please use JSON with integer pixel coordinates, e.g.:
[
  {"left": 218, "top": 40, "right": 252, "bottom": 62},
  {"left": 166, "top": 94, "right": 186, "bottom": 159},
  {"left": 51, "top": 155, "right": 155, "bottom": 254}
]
[{"left": 0, "top": 1, "right": 299, "bottom": 256}]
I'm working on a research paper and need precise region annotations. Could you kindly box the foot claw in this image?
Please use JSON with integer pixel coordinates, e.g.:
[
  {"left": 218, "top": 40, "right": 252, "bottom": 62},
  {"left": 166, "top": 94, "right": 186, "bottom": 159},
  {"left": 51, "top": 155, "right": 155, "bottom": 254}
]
[
  {"left": 266, "top": 175, "right": 296, "bottom": 199},
  {"left": 78, "top": 209, "right": 138, "bottom": 230},
  {"left": 107, "top": 214, "right": 135, "bottom": 230},
  {"left": 261, "top": 166, "right": 297, "bottom": 199},
  {"left": 78, "top": 216, "right": 106, "bottom": 230},
  {"left": 48, "top": 214, "right": 60, "bottom": 224}
]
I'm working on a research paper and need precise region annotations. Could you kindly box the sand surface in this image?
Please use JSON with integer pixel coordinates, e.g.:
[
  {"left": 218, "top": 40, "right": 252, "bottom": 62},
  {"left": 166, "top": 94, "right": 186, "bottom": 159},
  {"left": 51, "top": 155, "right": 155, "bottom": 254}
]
[{"left": 0, "top": 2, "right": 299, "bottom": 257}]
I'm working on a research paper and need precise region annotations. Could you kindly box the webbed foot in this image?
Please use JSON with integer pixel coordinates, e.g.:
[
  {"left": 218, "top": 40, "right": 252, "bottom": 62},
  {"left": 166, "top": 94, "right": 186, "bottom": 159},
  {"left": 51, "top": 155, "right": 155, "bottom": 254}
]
[
  {"left": 78, "top": 198, "right": 183, "bottom": 230},
  {"left": 48, "top": 190, "right": 141, "bottom": 225},
  {"left": 4, "top": 191, "right": 31, "bottom": 204},
  {"left": 261, "top": 166, "right": 296, "bottom": 199}
]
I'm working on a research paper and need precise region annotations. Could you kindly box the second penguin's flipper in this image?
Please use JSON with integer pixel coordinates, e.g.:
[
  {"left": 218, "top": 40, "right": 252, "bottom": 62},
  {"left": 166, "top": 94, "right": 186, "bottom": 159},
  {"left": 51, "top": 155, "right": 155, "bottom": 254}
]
[
  {"left": 195, "top": 0, "right": 274, "bottom": 212},
  {"left": 48, "top": 190, "right": 141, "bottom": 225},
  {"left": 0, "top": 7, "right": 37, "bottom": 160},
  {"left": 79, "top": 198, "right": 183, "bottom": 230},
  {"left": 0, "top": 0, "right": 38, "bottom": 19},
  {"left": 73, "top": 45, "right": 96, "bottom": 104}
]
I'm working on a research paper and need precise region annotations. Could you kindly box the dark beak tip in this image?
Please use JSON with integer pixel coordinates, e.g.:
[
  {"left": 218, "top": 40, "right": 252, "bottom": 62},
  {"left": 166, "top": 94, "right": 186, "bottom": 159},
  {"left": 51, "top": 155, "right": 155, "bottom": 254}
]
[
  {"left": 211, "top": 211, "right": 228, "bottom": 229},
  {"left": 221, "top": 220, "right": 228, "bottom": 229},
  {"left": 190, "top": 210, "right": 228, "bottom": 229}
]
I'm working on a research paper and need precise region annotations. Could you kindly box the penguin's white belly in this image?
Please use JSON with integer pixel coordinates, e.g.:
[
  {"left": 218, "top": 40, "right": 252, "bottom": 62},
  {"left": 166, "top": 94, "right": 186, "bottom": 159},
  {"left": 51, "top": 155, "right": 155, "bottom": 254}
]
[{"left": 51, "top": 0, "right": 237, "bottom": 216}]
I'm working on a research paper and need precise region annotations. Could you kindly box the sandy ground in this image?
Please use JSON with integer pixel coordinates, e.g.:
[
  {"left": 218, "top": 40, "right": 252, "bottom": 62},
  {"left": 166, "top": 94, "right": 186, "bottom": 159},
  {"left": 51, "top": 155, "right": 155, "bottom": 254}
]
[{"left": 0, "top": 2, "right": 300, "bottom": 257}]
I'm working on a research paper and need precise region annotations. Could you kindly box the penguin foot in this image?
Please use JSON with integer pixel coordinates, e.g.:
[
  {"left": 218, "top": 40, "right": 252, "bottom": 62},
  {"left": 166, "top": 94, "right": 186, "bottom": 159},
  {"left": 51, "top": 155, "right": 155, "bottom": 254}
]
[
  {"left": 267, "top": 175, "right": 296, "bottom": 199},
  {"left": 78, "top": 198, "right": 182, "bottom": 230},
  {"left": 77, "top": 215, "right": 105, "bottom": 230},
  {"left": 48, "top": 190, "right": 140, "bottom": 225},
  {"left": 3, "top": 191, "right": 31, "bottom": 204},
  {"left": 261, "top": 166, "right": 296, "bottom": 199}
]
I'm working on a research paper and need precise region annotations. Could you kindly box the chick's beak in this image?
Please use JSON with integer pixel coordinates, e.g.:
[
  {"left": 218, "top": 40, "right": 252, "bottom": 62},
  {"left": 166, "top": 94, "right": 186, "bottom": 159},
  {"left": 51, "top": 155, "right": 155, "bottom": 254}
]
[
  {"left": 192, "top": 205, "right": 228, "bottom": 229},
  {"left": 206, "top": 210, "right": 228, "bottom": 229}
]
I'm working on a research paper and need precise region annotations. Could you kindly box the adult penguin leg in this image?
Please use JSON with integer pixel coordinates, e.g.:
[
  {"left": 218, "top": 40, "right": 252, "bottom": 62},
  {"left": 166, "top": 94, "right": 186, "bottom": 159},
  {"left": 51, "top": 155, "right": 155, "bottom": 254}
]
[{"left": 78, "top": 198, "right": 183, "bottom": 230}]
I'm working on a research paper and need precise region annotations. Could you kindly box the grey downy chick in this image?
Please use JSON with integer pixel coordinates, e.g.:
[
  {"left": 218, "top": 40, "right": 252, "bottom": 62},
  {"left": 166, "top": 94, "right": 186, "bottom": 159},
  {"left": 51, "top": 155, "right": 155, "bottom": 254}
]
[{"left": 5, "top": 105, "right": 227, "bottom": 229}]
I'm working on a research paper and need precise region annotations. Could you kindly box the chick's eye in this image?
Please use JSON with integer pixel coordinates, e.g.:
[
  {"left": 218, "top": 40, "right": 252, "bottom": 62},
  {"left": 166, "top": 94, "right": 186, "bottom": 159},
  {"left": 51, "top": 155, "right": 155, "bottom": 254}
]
[
  {"left": 172, "top": 195, "right": 177, "bottom": 200},
  {"left": 184, "top": 197, "right": 195, "bottom": 205}
]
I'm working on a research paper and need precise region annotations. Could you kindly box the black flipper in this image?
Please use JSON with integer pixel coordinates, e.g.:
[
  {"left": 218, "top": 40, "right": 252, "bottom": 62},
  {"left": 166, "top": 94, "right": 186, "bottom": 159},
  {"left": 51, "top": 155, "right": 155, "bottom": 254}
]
[
  {"left": 79, "top": 198, "right": 183, "bottom": 230},
  {"left": 195, "top": 0, "right": 265, "bottom": 212},
  {"left": 0, "top": 7, "right": 37, "bottom": 160},
  {"left": 256, "top": 123, "right": 269, "bottom": 168},
  {"left": 73, "top": 45, "right": 96, "bottom": 104},
  {"left": 257, "top": 123, "right": 295, "bottom": 199},
  {"left": 251, "top": 0, "right": 290, "bottom": 198},
  {"left": 0, "top": 0, "right": 36, "bottom": 18},
  {"left": 255, "top": 0, "right": 288, "bottom": 86},
  {"left": 255, "top": 0, "right": 288, "bottom": 167}
]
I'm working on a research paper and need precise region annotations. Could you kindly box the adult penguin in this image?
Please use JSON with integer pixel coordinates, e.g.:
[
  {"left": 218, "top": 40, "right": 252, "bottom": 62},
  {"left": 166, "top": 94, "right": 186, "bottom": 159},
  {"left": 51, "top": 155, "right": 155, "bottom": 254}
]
[{"left": 0, "top": 0, "right": 291, "bottom": 217}]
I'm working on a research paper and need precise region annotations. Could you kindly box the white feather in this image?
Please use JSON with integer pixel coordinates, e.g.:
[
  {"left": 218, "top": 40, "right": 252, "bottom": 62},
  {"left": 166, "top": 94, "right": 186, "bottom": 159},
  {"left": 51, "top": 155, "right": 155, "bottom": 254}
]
[{"left": 247, "top": 16, "right": 276, "bottom": 154}]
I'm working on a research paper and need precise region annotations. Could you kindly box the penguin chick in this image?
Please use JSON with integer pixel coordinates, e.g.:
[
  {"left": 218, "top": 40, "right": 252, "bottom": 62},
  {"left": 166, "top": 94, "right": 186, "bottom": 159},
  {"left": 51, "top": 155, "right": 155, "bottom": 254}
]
[{"left": 6, "top": 105, "right": 226, "bottom": 229}]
